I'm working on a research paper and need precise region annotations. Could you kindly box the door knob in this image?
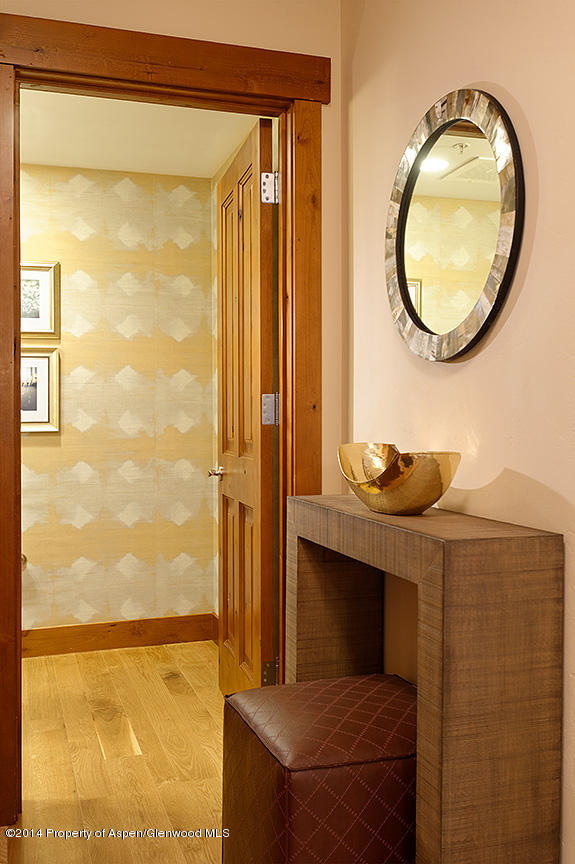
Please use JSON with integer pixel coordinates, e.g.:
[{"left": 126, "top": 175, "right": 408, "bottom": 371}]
[{"left": 208, "top": 466, "right": 224, "bottom": 480}]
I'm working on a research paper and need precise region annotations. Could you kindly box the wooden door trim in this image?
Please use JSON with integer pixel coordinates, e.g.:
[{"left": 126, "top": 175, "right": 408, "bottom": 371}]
[
  {"left": 0, "top": 63, "right": 21, "bottom": 827},
  {"left": 18, "top": 69, "right": 292, "bottom": 117},
  {"left": 277, "top": 100, "right": 322, "bottom": 675},
  {"left": 0, "top": 13, "right": 330, "bottom": 104},
  {"left": 0, "top": 15, "right": 325, "bottom": 823},
  {"left": 282, "top": 100, "right": 322, "bottom": 497}
]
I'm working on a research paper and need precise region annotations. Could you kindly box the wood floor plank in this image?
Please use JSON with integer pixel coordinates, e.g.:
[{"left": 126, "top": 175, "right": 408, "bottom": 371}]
[
  {"left": 12, "top": 657, "right": 91, "bottom": 863},
  {"left": 16, "top": 642, "right": 223, "bottom": 864},
  {"left": 168, "top": 646, "right": 225, "bottom": 727},
  {"left": 15, "top": 718, "right": 92, "bottom": 864},
  {"left": 103, "top": 650, "right": 180, "bottom": 786},
  {"left": 169, "top": 640, "right": 219, "bottom": 666},
  {"left": 51, "top": 654, "right": 110, "bottom": 800},
  {"left": 116, "top": 649, "right": 218, "bottom": 782},
  {"left": 158, "top": 779, "right": 223, "bottom": 864},
  {"left": 100, "top": 755, "right": 188, "bottom": 864},
  {"left": 147, "top": 646, "right": 219, "bottom": 735},
  {"left": 168, "top": 642, "right": 220, "bottom": 690},
  {"left": 22, "top": 657, "right": 63, "bottom": 724},
  {"left": 152, "top": 645, "right": 223, "bottom": 775},
  {"left": 74, "top": 794, "right": 135, "bottom": 864},
  {"left": 75, "top": 652, "right": 143, "bottom": 761}
]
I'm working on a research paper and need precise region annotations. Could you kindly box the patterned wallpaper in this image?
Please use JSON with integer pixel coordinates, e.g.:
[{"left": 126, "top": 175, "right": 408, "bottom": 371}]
[
  {"left": 405, "top": 195, "right": 500, "bottom": 334},
  {"left": 21, "top": 164, "right": 218, "bottom": 629}
]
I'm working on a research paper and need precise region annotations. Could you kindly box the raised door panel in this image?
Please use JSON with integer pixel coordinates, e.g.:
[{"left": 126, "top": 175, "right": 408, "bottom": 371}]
[
  {"left": 239, "top": 167, "right": 254, "bottom": 459},
  {"left": 238, "top": 503, "right": 255, "bottom": 682},
  {"left": 220, "top": 494, "right": 236, "bottom": 655},
  {"left": 220, "top": 189, "right": 237, "bottom": 456}
]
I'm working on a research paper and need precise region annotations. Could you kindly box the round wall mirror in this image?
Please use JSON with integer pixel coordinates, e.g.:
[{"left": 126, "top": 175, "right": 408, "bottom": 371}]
[{"left": 385, "top": 89, "right": 524, "bottom": 361}]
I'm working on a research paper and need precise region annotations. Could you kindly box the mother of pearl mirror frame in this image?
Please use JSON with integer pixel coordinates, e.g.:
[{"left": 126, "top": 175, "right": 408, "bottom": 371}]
[{"left": 385, "top": 88, "right": 524, "bottom": 361}]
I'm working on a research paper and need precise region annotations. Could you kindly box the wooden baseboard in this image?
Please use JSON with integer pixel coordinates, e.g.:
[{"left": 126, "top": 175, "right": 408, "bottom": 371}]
[{"left": 21, "top": 612, "right": 218, "bottom": 658}]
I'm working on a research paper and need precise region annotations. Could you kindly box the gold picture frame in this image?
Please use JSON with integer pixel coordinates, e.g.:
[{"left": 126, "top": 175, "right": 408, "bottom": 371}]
[
  {"left": 21, "top": 261, "right": 61, "bottom": 339},
  {"left": 21, "top": 346, "right": 60, "bottom": 433},
  {"left": 407, "top": 279, "right": 422, "bottom": 316}
]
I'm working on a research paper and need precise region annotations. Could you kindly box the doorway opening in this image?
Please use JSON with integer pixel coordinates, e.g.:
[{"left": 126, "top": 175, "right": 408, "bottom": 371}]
[
  {"left": 20, "top": 90, "right": 275, "bottom": 663},
  {"left": 16, "top": 87, "right": 279, "bottom": 859},
  {"left": 0, "top": 17, "right": 326, "bottom": 829}
]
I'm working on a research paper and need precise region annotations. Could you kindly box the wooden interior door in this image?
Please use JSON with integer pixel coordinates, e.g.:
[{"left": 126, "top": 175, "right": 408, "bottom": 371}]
[{"left": 217, "top": 119, "right": 275, "bottom": 695}]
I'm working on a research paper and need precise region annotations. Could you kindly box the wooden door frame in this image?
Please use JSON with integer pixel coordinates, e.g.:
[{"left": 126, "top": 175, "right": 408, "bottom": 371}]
[{"left": 0, "top": 13, "right": 325, "bottom": 825}]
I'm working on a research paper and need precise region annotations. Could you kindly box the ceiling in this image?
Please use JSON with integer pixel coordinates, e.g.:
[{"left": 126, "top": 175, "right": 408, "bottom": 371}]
[
  {"left": 20, "top": 89, "right": 259, "bottom": 178},
  {"left": 413, "top": 133, "right": 500, "bottom": 202}
]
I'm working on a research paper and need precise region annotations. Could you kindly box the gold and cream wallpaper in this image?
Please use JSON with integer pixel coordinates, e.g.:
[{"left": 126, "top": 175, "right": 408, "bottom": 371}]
[
  {"left": 21, "top": 164, "right": 218, "bottom": 629},
  {"left": 405, "top": 194, "right": 500, "bottom": 334}
]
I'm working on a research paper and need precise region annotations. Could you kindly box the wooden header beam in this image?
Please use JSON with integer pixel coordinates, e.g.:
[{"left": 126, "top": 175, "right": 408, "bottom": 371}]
[{"left": 0, "top": 13, "right": 331, "bottom": 105}]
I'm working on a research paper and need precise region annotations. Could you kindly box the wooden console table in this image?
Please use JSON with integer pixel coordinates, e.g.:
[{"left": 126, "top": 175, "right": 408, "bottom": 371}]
[{"left": 285, "top": 495, "right": 563, "bottom": 864}]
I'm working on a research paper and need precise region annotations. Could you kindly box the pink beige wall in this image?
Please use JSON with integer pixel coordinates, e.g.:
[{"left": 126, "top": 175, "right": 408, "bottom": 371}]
[
  {"left": 3, "top": 0, "right": 345, "bottom": 493},
  {"left": 343, "top": 0, "right": 575, "bottom": 857},
  {"left": 6, "top": 0, "right": 574, "bottom": 852}
]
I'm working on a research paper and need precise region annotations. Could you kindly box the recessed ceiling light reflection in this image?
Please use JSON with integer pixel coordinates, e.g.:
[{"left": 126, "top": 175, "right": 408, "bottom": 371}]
[{"left": 420, "top": 157, "right": 449, "bottom": 173}]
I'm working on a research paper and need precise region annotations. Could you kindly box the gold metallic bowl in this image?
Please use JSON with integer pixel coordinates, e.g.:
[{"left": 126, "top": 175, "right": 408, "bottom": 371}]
[{"left": 338, "top": 442, "right": 461, "bottom": 516}]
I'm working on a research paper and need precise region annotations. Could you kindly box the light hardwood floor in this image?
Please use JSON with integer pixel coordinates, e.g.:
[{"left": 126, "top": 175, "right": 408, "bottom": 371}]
[{"left": 8, "top": 641, "right": 224, "bottom": 864}]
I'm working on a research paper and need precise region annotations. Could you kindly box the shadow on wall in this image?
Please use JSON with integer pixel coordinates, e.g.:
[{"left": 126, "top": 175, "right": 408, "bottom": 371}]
[{"left": 440, "top": 468, "right": 573, "bottom": 541}]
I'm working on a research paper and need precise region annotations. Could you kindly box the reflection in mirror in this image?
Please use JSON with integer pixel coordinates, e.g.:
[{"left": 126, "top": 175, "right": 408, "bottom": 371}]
[{"left": 403, "top": 121, "right": 500, "bottom": 334}]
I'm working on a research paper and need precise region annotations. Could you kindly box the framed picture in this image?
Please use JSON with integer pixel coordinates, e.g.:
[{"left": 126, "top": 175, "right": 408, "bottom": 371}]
[
  {"left": 21, "top": 347, "right": 60, "bottom": 433},
  {"left": 21, "top": 261, "right": 61, "bottom": 339},
  {"left": 407, "top": 278, "right": 422, "bottom": 316}
]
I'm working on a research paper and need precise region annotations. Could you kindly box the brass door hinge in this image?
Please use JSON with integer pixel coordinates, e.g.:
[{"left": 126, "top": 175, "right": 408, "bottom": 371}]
[{"left": 262, "top": 658, "right": 280, "bottom": 686}]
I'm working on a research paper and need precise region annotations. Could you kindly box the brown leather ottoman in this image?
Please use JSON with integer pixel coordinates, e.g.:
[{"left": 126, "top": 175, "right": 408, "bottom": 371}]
[{"left": 222, "top": 674, "right": 417, "bottom": 864}]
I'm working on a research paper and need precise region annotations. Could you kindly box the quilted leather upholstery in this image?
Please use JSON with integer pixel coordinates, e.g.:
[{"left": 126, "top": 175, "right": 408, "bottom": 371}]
[{"left": 223, "top": 674, "right": 416, "bottom": 864}]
